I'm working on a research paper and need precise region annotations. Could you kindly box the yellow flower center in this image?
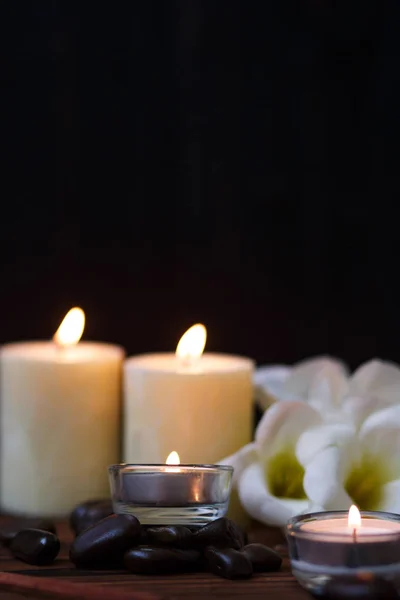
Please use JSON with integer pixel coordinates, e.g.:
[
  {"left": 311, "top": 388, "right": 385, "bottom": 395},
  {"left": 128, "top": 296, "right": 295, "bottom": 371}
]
[
  {"left": 344, "top": 454, "right": 390, "bottom": 510},
  {"left": 266, "top": 448, "right": 306, "bottom": 499}
]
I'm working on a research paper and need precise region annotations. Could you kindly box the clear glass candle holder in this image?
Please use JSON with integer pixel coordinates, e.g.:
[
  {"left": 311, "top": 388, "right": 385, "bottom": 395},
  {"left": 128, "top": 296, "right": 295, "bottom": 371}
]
[
  {"left": 108, "top": 463, "right": 233, "bottom": 527},
  {"left": 286, "top": 511, "right": 400, "bottom": 597}
]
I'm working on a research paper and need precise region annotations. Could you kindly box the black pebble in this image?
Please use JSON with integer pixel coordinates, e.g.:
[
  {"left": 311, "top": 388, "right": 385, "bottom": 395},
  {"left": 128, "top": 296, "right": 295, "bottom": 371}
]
[
  {"left": 194, "top": 518, "right": 246, "bottom": 550},
  {"left": 322, "top": 575, "right": 398, "bottom": 599},
  {"left": 125, "top": 546, "right": 200, "bottom": 574},
  {"left": 70, "top": 514, "right": 141, "bottom": 569},
  {"left": 70, "top": 499, "right": 114, "bottom": 535},
  {"left": 10, "top": 528, "right": 60, "bottom": 566},
  {"left": 0, "top": 518, "right": 57, "bottom": 546},
  {"left": 205, "top": 546, "right": 253, "bottom": 579},
  {"left": 143, "top": 526, "right": 194, "bottom": 548},
  {"left": 273, "top": 543, "right": 289, "bottom": 558},
  {"left": 241, "top": 543, "right": 282, "bottom": 572}
]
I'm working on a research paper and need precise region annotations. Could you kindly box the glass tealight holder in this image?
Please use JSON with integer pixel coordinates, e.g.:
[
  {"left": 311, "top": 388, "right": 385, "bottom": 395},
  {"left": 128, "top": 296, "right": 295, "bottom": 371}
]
[
  {"left": 286, "top": 511, "right": 400, "bottom": 598},
  {"left": 108, "top": 463, "right": 233, "bottom": 527}
]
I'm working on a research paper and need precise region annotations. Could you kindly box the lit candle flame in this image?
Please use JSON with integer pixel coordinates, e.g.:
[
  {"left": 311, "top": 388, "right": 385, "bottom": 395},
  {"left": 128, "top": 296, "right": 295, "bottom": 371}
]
[
  {"left": 176, "top": 324, "right": 206, "bottom": 367},
  {"left": 53, "top": 307, "right": 85, "bottom": 347},
  {"left": 166, "top": 451, "right": 180, "bottom": 465},
  {"left": 165, "top": 451, "right": 180, "bottom": 473},
  {"left": 348, "top": 505, "right": 361, "bottom": 530}
]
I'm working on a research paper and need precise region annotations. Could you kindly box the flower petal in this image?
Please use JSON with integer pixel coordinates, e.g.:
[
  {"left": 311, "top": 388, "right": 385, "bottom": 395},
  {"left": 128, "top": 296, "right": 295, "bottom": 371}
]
[
  {"left": 350, "top": 359, "right": 400, "bottom": 403},
  {"left": 341, "top": 395, "right": 393, "bottom": 430},
  {"left": 237, "top": 462, "right": 309, "bottom": 527},
  {"left": 218, "top": 443, "right": 257, "bottom": 485},
  {"left": 296, "top": 424, "right": 355, "bottom": 467},
  {"left": 283, "top": 356, "right": 348, "bottom": 399},
  {"left": 303, "top": 446, "right": 354, "bottom": 510},
  {"left": 380, "top": 479, "right": 400, "bottom": 513},
  {"left": 255, "top": 401, "right": 322, "bottom": 459},
  {"left": 359, "top": 405, "right": 400, "bottom": 476},
  {"left": 253, "top": 365, "right": 293, "bottom": 410},
  {"left": 307, "top": 364, "right": 349, "bottom": 415}
]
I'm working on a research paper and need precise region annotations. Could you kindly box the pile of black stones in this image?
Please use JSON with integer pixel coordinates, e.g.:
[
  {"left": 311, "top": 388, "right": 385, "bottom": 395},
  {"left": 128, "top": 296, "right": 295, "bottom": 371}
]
[
  {"left": 69, "top": 500, "right": 282, "bottom": 579},
  {"left": 1, "top": 502, "right": 398, "bottom": 597},
  {"left": 0, "top": 499, "right": 282, "bottom": 579}
]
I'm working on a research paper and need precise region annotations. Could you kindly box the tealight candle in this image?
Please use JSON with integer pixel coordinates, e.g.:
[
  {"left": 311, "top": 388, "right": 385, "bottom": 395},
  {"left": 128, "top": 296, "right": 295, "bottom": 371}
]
[
  {"left": 287, "top": 506, "right": 400, "bottom": 596},
  {"left": 108, "top": 451, "right": 233, "bottom": 527},
  {"left": 0, "top": 308, "right": 124, "bottom": 517},
  {"left": 123, "top": 324, "right": 254, "bottom": 465}
]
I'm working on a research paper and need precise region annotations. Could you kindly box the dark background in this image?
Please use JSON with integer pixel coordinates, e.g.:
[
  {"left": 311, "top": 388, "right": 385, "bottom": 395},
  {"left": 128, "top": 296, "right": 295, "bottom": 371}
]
[{"left": 1, "top": 0, "right": 399, "bottom": 369}]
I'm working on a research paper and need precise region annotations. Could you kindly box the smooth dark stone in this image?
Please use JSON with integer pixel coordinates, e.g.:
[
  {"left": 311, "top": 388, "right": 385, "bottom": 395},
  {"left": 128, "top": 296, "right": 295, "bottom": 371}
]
[
  {"left": 194, "top": 518, "right": 246, "bottom": 550},
  {"left": 9, "top": 529, "right": 60, "bottom": 566},
  {"left": 70, "top": 514, "right": 141, "bottom": 569},
  {"left": 322, "top": 574, "right": 398, "bottom": 599},
  {"left": 204, "top": 546, "right": 253, "bottom": 579},
  {"left": 273, "top": 543, "right": 289, "bottom": 557},
  {"left": 0, "top": 518, "right": 57, "bottom": 546},
  {"left": 241, "top": 543, "right": 282, "bottom": 572},
  {"left": 242, "top": 529, "right": 249, "bottom": 546},
  {"left": 124, "top": 546, "right": 200, "bottom": 574},
  {"left": 143, "top": 526, "right": 194, "bottom": 548},
  {"left": 69, "top": 499, "right": 113, "bottom": 535}
]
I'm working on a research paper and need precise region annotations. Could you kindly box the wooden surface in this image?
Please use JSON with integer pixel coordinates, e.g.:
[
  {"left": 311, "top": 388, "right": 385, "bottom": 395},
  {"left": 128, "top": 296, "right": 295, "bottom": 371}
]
[{"left": 0, "top": 520, "right": 310, "bottom": 600}]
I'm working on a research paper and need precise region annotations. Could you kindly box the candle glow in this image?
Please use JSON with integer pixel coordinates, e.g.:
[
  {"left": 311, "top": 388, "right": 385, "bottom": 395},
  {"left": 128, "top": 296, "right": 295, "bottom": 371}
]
[
  {"left": 53, "top": 307, "right": 85, "bottom": 347},
  {"left": 165, "top": 451, "right": 180, "bottom": 473},
  {"left": 348, "top": 504, "right": 361, "bottom": 531},
  {"left": 176, "top": 324, "right": 207, "bottom": 366},
  {"left": 166, "top": 451, "right": 180, "bottom": 465},
  {"left": 0, "top": 311, "right": 124, "bottom": 516},
  {"left": 123, "top": 334, "right": 254, "bottom": 465},
  {"left": 287, "top": 509, "right": 400, "bottom": 596}
]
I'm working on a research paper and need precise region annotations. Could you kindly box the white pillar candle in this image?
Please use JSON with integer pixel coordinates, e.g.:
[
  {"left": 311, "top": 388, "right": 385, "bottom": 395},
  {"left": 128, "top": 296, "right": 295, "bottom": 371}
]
[
  {"left": 123, "top": 324, "right": 254, "bottom": 464},
  {"left": 0, "top": 308, "right": 124, "bottom": 517}
]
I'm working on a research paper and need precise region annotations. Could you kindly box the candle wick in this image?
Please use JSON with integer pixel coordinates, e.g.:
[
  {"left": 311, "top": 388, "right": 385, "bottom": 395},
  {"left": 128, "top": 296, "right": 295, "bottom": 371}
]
[
  {"left": 180, "top": 355, "right": 193, "bottom": 368},
  {"left": 178, "top": 354, "right": 201, "bottom": 373},
  {"left": 53, "top": 340, "right": 65, "bottom": 352},
  {"left": 353, "top": 527, "right": 357, "bottom": 543}
]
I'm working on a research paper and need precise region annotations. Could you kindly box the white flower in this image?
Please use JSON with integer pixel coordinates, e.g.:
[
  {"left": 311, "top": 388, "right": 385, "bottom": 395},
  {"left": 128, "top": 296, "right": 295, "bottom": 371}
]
[
  {"left": 298, "top": 405, "right": 400, "bottom": 513},
  {"left": 253, "top": 356, "right": 348, "bottom": 410},
  {"left": 220, "top": 357, "right": 400, "bottom": 526},
  {"left": 343, "top": 360, "right": 400, "bottom": 428},
  {"left": 220, "top": 400, "right": 322, "bottom": 527},
  {"left": 254, "top": 357, "right": 400, "bottom": 428}
]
